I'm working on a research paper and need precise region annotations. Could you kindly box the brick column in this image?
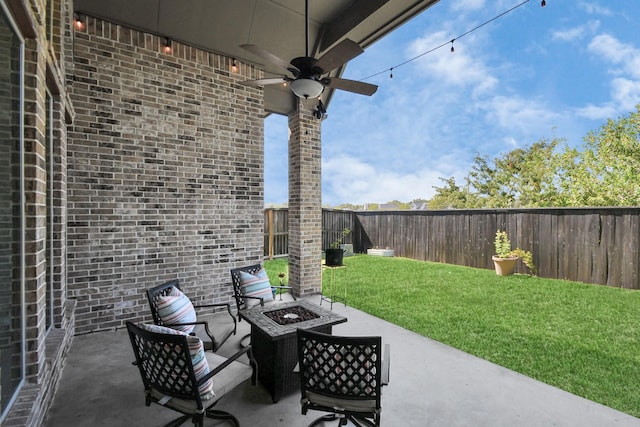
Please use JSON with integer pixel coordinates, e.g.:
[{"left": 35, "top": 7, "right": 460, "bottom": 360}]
[{"left": 288, "top": 100, "right": 322, "bottom": 297}]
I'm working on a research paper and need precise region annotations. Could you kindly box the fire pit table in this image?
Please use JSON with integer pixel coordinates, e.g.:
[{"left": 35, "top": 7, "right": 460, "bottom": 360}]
[{"left": 239, "top": 299, "right": 347, "bottom": 402}]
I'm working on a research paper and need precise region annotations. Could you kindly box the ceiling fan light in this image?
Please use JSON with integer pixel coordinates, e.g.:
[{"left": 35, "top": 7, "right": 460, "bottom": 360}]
[{"left": 290, "top": 78, "right": 324, "bottom": 99}]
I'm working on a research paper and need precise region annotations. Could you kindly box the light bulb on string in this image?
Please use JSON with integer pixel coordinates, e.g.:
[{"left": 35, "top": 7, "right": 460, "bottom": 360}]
[
  {"left": 74, "top": 13, "right": 85, "bottom": 31},
  {"left": 163, "top": 38, "right": 172, "bottom": 54},
  {"left": 450, "top": 39, "right": 455, "bottom": 53}
]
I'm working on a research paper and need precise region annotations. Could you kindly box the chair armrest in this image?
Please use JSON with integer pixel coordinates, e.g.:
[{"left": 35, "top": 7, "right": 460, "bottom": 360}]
[
  {"left": 192, "top": 302, "right": 235, "bottom": 319},
  {"left": 193, "top": 302, "right": 231, "bottom": 310},
  {"left": 199, "top": 345, "right": 257, "bottom": 385},
  {"left": 166, "top": 319, "right": 236, "bottom": 351},
  {"left": 164, "top": 320, "right": 207, "bottom": 329},
  {"left": 381, "top": 344, "right": 390, "bottom": 385}
]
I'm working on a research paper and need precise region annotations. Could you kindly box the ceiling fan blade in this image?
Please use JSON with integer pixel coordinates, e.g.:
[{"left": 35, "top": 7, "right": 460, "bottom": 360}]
[
  {"left": 240, "top": 77, "right": 289, "bottom": 88},
  {"left": 240, "top": 44, "right": 300, "bottom": 74},
  {"left": 322, "top": 77, "right": 378, "bottom": 96},
  {"left": 314, "top": 39, "right": 364, "bottom": 74}
]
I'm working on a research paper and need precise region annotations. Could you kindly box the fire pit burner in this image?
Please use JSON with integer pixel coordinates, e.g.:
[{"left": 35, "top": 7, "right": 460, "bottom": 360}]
[{"left": 264, "top": 305, "right": 320, "bottom": 325}]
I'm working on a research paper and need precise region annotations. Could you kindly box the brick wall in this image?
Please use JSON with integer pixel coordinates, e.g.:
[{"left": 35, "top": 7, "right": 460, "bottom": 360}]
[
  {"left": 3, "top": 0, "right": 76, "bottom": 425},
  {"left": 67, "top": 17, "right": 265, "bottom": 333}
]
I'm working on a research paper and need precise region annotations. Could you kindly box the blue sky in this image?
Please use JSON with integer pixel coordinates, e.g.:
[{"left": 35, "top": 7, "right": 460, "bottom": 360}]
[{"left": 264, "top": 0, "right": 640, "bottom": 206}]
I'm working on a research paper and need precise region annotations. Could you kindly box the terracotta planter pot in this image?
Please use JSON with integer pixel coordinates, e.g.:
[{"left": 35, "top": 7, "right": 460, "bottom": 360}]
[{"left": 492, "top": 255, "right": 518, "bottom": 276}]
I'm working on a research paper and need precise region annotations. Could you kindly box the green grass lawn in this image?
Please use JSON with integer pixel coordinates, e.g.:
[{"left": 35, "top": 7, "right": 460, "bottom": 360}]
[{"left": 264, "top": 254, "right": 640, "bottom": 418}]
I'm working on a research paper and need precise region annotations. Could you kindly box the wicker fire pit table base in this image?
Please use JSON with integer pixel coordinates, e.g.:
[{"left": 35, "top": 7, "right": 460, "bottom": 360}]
[{"left": 239, "top": 300, "right": 347, "bottom": 403}]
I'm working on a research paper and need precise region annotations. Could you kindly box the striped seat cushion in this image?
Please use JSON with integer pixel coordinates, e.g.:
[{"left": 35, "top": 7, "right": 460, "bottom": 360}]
[
  {"left": 139, "top": 323, "right": 215, "bottom": 399},
  {"left": 156, "top": 286, "right": 197, "bottom": 334},
  {"left": 238, "top": 268, "right": 274, "bottom": 307}
]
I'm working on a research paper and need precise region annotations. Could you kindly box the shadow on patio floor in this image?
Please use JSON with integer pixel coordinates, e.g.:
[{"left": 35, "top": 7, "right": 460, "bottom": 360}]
[{"left": 46, "top": 297, "right": 639, "bottom": 427}]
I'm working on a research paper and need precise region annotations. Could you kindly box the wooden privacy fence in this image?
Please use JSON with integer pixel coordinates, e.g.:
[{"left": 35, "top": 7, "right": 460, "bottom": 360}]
[
  {"left": 265, "top": 207, "right": 640, "bottom": 289},
  {"left": 264, "top": 208, "right": 354, "bottom": 258},
  {"left": 264, "top": 208, "right": 289, "bottom": 258}
]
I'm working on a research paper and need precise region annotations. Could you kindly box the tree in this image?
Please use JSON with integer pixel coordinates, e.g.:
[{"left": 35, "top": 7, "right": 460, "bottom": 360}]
[
  {"left": 467, "top": 153, "right": 513, "bottom": 208},
  {"left": 559, "top": 105, "right": 640, "bottom": 206},
  {"left": 428, "top": 177, "right": 476, "bottom": 209},
  {"left": 335, "top": 203, "right": 363, "bottom": 210},
  {"left": 494, "top": 138, "right": 564, "bottom": 207},
  {"left": 464, "top": 138, "right": 565, "bottom": 208}
]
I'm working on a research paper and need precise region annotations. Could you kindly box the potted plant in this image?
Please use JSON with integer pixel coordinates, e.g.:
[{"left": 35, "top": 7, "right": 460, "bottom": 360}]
[
  {"left": 325, "top": 228, "right": 350, "bottom": 267},
  {"left": 492, "top": 230, "right": 535, "bottom": 276}
]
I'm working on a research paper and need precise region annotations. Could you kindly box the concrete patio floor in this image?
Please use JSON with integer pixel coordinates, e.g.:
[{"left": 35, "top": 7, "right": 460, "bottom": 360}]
[{"left": 46, "top": 296, "right": 639, "bottom": 427}]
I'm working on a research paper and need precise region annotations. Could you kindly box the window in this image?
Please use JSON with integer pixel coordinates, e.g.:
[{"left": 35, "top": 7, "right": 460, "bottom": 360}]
[{"left": 0, "top": 2, "right": 24, "bottom": 421}]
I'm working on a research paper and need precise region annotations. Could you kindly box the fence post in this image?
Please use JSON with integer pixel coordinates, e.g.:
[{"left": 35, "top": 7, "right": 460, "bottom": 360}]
[{"left": 268, "top": 208, "right": 274, "bottom": 260}]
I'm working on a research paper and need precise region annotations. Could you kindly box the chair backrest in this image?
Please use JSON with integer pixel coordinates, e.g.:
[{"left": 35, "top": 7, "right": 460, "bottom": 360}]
[
  {"left": 230, "top": 264, "right": 263, "bottom": 312},
  {"left": 146, "top": 279, "right": 181, "bottom": 325},
  {"left": 126, "top": 321, "right": 204, "bottom": 409},
  {"left": 297, "top": 329, "right": 383, "bottom": 412}
]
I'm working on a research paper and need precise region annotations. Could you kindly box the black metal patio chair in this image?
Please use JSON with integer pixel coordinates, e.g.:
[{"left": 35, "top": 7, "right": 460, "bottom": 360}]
[
  {"left": 230, "top": 264, "right": 296, "bottom": 346},
  {"left": 126, "top": 321, "right": 256, "bottom": 427},
  {"left": 230, "top": 264, "right": 296, "bottom": 312},
  {"left": 146, "top": 279, "right": 236, "bottom": 352},
  {"left": 296, "top": 329, "right": 390, "bottom": 427}
]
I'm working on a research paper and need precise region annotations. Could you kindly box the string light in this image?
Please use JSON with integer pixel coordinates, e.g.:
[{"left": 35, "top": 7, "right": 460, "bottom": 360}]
[
  {"left": 361, "top": 0, "right": 539, "bottom": 81},
  {"left": 163, "top": 38, "right": 172, "bottom": 54},
  {"left": 390, "top": 67, "right": 393, "bottom": 79},
  {"left": 541, "top": 0, "right": 546, "bottom": 6},
  {"left": 231, "top": 59, "right": 238, "bottom": 73},
  {"left": 73, "top": 13, "right": 85, "bottom": 31}
]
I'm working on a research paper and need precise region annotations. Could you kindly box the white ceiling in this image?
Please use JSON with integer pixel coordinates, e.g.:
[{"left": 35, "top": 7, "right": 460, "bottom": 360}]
[{"left": 75, "top": 0, "right": 440, "bottom": 115}]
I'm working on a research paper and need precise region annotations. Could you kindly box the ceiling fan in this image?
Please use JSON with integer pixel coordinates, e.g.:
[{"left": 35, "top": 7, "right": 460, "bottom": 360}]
[{"left": 239, "top": 0, "right": 378, "bottom": 99}]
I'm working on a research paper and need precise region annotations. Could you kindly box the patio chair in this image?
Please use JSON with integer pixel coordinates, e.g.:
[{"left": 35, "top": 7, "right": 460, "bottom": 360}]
[
  {"left": 230, "top": 264, "right": 297, "bottom": 346},
  {"left": 230, "top": 264, "right": 296, "bottom": 313},
  {"left": 126, "top": 321, "right": 256, "bottom": 427},
  {"left": 146, "top": 279, "right": 236, "bottom": 352},
  {"left": 296, "top": 329, "right": 390, "bottom": 427}
]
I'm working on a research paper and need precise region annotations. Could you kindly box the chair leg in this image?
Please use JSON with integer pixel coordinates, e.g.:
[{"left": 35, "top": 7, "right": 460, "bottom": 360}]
[
  {"left": 346, "top": 415, "right": 377, "bottom": 427},
  {"left": 205, "top": 408, "right": 240, "bottom": 427},
  {"left": 240, "top": 332, "right": 251, "bottom": 348},
  {"left": 162, "top": 414, "right": 191, "bottom": 427}
]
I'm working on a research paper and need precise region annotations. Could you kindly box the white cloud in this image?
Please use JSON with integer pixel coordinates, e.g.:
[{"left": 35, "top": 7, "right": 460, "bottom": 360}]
[
  {"left": 450, "top": 0, "right": 486, "bottom": 12},
  {"left": 579, "top": 2, "right": 613, "bottom": 16},
  {"left": 551, "top": 21, "right": 600, "bottom": 42},
  {"left": 408, "top": 31, "right": 498, "bottom": 96},
  {"left": 575, "top": 104, "right": 617, "bottom": 121},
  {"left": 480, "top": 95, "right": 558, "bottom": 137},
  {"left": 588, "top": 34, "right": 640, "bottom": 78},
  {"left": 610, "top": 78, "right": 640, "bottom": 111},
  {"left": 501, "top": 136, "right": 518, "bottom": 148},
  {"left": 322, "top": 155, "right": 465, "bottom": 205},
  {"left": 575, "top": 34, "right": 640, "bottom": 119}
]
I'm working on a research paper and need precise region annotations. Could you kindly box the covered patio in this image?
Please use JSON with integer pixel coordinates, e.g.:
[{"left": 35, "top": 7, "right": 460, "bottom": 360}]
[
  {"left": 46, "top": 297, "right": 638, "bottom": 427},
  {"left": 2, "top": 1, "right": 639, "bottom": 425}
]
